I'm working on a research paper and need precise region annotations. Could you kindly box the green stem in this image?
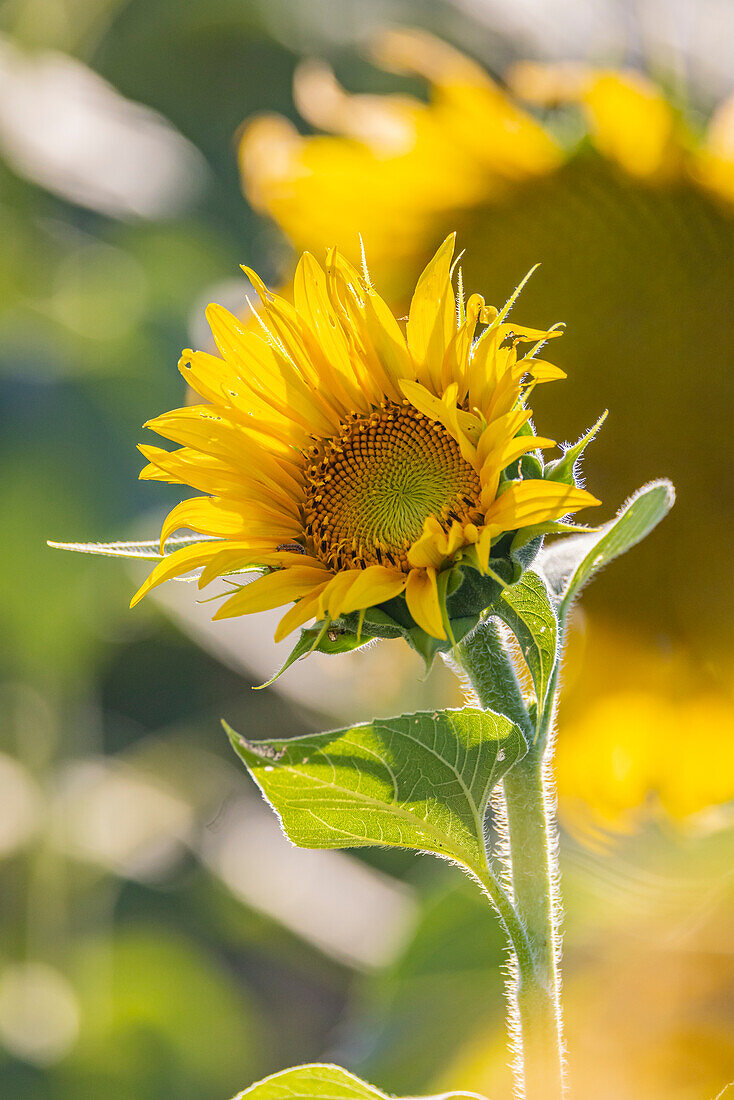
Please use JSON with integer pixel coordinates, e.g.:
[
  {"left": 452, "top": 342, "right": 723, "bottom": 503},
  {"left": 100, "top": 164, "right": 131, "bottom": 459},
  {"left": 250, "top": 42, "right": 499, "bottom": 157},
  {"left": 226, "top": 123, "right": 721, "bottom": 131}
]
[
  {"left": 457, "top": 620, "right": 565, "bottom": 1100},
  {"left": 503, "top": 753, "right": 564, "bottom": 1099},
  {"left": 474, "top": 865, "right": 535, "bottom": 983}
]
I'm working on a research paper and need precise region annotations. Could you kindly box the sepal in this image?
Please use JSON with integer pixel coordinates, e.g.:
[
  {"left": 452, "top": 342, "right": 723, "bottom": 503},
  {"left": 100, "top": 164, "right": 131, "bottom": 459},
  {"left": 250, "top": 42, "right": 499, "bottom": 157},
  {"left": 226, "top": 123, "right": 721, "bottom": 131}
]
[
  {"left": 336, "top": 555, "right": 520, "bottom": 671},
  {"left": 47, "top": 533, "right": 216, "bottom": 562},
  {"left": 544, "top": 410, "right": 608, "bottom": 486},
  {"left": 255, "top": 623, "right": 373, "bottom": 688},
  {"left": 537, "top": 478, "right": 675, "bottom": 608}
]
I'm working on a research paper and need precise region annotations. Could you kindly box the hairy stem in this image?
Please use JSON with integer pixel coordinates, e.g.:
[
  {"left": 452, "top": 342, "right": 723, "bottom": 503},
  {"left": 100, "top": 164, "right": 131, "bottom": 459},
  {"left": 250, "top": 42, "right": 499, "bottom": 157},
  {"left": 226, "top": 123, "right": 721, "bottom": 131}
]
[{"left": 457, "top": 620, "right": 565, "bottom": 1100}]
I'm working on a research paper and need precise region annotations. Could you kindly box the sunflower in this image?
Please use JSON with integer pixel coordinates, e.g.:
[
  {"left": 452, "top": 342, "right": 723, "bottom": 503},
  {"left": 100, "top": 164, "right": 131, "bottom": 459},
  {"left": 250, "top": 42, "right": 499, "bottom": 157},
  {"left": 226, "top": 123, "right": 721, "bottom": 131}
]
[
  {"left": 238, "top": 29, "right": 734, "bottom": 289},
  {"left": 131, "top": 237, "right": 598, "bottom": 650},
  {"left": 237, "top": 29, "right": 734, "bottom": 650},
  {"left": 238, "top": 31, "right": 562, "bottom": 292}
]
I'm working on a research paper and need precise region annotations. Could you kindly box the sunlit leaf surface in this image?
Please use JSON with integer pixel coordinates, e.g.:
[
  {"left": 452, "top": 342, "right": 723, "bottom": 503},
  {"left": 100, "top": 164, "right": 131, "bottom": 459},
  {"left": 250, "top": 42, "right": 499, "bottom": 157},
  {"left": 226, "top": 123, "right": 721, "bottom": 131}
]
[
  {"left": 497, "top": 570, "right": 557, "bottom": 710},
  {"left": 232, "top": 1062, "right": 486, "bottom": 1099},
  {"left": 225, "top": 708, "right": 525, "bottom": 878}
]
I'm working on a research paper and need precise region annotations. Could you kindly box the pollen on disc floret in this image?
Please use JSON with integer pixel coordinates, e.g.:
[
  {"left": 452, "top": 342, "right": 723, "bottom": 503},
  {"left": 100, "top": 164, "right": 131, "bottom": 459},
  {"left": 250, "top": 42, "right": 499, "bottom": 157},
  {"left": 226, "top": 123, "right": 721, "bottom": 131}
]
[{"left": 304, "top": 401, "right": 482, "bottom": 571}]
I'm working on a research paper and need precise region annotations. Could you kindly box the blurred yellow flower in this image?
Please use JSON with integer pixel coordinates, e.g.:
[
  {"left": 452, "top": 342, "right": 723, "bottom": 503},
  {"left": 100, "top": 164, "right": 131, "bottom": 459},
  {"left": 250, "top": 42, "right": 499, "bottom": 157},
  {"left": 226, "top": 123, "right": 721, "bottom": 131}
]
[
  {"left": 239, "top": 28, "right": 734, "bottom": 288},
  {"left": 239, "top": 31, "right": 561, "bottom": 291},
  {"left": 131, "top": 238, "right": 597, "bottom": 642},
  {"left": 236, "top": 27, "right": 734, "bottom": 655},
  {"left": 555, "top": 619, "right": 734, "bottom": 831}
]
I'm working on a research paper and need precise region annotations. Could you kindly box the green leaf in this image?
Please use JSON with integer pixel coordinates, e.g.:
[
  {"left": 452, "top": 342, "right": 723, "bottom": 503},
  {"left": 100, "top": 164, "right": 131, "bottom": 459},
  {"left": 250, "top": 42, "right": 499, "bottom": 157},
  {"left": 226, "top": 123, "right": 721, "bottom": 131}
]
[
  {"left": 46, "top": 534, "right": 217, "bottom": 562},
  {"left": 538, "top": 479, "right": 675, "bottom": 611},
  {"left": 224, "top": 707, "right": 525, "bottom": 880},
  {"left": 232, "top": 1063, "right": 486, "bottom": 1099},
  {"left": 496, "top": 571, "right": 557, "bottom": 712}
]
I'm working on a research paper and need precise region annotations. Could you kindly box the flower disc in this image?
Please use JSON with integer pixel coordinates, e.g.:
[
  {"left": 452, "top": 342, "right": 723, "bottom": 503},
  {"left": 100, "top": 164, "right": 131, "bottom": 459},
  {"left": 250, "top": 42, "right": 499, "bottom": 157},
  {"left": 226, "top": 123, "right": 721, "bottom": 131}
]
[{"left": 304, "top": 403, "right": 481, "bottom": 571}]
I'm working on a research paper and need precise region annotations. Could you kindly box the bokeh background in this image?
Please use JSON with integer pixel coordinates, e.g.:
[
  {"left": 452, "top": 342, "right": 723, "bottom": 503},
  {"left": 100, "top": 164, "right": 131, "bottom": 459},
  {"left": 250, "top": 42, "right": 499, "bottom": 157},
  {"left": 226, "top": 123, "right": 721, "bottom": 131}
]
[{"left": 1, "top": 1, "right": 733, "bottom": 1098}]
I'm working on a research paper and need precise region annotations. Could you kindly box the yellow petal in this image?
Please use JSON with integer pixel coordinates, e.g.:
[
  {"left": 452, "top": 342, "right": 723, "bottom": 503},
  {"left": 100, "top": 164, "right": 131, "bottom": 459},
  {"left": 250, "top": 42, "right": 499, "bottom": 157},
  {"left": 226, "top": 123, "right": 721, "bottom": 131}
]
[
  {"left": 495, "top": 322, "right": 563, "bottom": 345},
  {"left": 406, "top": 233, "right": 456, "bottom": 391},
  {"left": 476, "top": 410, "right": 532, "bottom": 468},
  {"left": 318, "top": 570, "right": 363, "bottom": 620},
  {"left": 142, "top": 446, "right": 302, "bottom": 517},
  {"left": 363, "top": 287, "right": 415, "bottom": 395},
  {"left": 130, "top": 541, "right": 234, "bottom": 608},
  {"left": 205, "top": 303, "right": 339, "bottom": 437},
  {"left": 400, "top": 379, "right": 479, "bottom": 465},
  {"left": 199, "top": 549, "right": 325, "bottom": 590},
  {"left": 178, "top": 349, "right": 309, "bottom": 448},
  {"left": 143, "top": 405, "right": 244, "bottom": 464},
  {"left": 474, "top": 526, "right": 494, "bottom": 573},
  {"left": 293, "top": 251, "right": 369, "bottom": 413},
  {"left": 144, "top": 404, "right": 298, "bottom": 476},
  {"left": 405, "top": 567, "right": 446, "bottom": 640},
  {"left": 520, "top": 359, "right": 567, "bottom": 384},
  {"left": 160, "top": 496, "right": 263, "bottom": 552},
  {"left": 492, "top": 435, "right": 556, "bottom": 472},
  {"left": 408, "top": 517, "right": 465, "bottom": 570},
  {"left": 483, "top": 481, "right": 601, "bottom": 533},
  {"left": 466, "top": 326, "right": 500, "bottom": 396},
  {"left": 212, "top": 567, "right": 330, "bottom": 620},
  {"left": 407, "top": 519, "right": 445, "bottom": 570},
  {"left": 144, "top": 407, "right": 305, "bottom": 504},
  {"left": 438, "top": 385, "right": 479, "bottom": 464},
  {"left": 273, "top": 582, "right": 331, "bottom": 642},
  {"left": 336, "top": 564, "right": 407, "bottom": 616},
  {"left": 442, "top": 292, "right": 484, "bottom": 394},
  {"left": 138, "top": 446, "right": 247, "bottom": 497},
  {"left": 177, "top": 348, "right": 245, "bottom": 406}
]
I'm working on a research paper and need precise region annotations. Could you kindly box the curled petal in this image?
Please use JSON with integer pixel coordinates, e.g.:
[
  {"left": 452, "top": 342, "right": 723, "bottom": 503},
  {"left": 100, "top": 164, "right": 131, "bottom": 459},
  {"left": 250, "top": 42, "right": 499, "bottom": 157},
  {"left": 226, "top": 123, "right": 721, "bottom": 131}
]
[
  {"left": 336, "top": 565, "right": 408, "bottom": 617},
  {"left": 483, "top": 480, "right": 601, "bottom": 533},
  {"left": 406, "top": 567, "right": 447, "bottom": 640},
  {"left": 130, "top": 541, "right": 234, "bottom": 608},
  {"left": 274, "top": 582, "right": 331, "bottom": 642},
  {"left": 400, "top": 379, "right": 480, "bottom": 465},
  {"left": 213, "top": 567, "right": 331, "bottom": 620},
  {"left": 408, "top": 517, "right": 465, "bottom": 569}
]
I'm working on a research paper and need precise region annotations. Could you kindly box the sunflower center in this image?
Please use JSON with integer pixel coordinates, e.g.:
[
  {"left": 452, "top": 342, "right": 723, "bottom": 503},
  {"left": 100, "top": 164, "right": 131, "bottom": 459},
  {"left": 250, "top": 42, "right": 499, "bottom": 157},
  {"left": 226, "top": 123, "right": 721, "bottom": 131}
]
[{"left": 304, "top": 403, "right": 481, "bottom": 571}]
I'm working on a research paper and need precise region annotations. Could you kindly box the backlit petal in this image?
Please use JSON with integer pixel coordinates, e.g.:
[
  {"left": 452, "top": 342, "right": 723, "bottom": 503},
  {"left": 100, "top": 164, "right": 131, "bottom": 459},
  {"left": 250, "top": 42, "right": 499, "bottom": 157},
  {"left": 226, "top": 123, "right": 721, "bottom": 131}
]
[
  {"left": 212, "top": 567, "right": 331, "bottom": 620},
  {"left": 405, "top": 567, "right": 447, "bottom": 639},
  {"left": 406, "top": 234, "right": 456, "bottom": 391},
  {"left": 130, "top": 541, "right": 232, "bottom": 608},
  {"left": 336, "top": 565, "right": 407, "bottom": 616},
  {"left": 274, "top": 582, "right": 331, "bottom": 642},
  {"left": 483, "top": 481, "right": 601, "bottom": 533}
]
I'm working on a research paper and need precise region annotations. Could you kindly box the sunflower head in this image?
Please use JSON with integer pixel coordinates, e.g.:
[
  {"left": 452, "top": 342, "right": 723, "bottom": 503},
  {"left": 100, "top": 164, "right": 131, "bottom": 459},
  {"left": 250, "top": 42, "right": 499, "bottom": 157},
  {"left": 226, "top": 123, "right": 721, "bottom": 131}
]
[
  {"left": 239, "top": 29, "right": 734, "bottom": 286},
  {"left": 132, "top": 236, "right": 600, "bottom": 667}
]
